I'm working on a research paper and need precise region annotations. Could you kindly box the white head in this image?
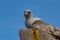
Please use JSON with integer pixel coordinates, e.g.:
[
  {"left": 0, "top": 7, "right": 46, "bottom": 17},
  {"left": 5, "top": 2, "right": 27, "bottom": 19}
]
[{"left": 24, "top": 9, "right": 33, "bottom": 19}]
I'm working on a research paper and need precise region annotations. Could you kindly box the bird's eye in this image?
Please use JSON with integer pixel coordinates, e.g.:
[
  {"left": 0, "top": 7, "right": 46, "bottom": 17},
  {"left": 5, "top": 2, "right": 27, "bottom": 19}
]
[{"left": 27, "top": 11, "right": 31, "bottom": 14}]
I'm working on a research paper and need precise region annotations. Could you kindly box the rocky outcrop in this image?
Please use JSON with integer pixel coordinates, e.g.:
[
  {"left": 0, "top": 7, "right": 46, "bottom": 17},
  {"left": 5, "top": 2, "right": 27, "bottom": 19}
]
[{"left": 19, "top": 27, "right": 60, "bottom": 40}]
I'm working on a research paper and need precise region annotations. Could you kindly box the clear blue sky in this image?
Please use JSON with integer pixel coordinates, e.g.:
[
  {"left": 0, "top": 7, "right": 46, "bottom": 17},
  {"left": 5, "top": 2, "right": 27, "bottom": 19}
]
[{"left": 0, "top": 0, "right": 60, "bottom": 40}]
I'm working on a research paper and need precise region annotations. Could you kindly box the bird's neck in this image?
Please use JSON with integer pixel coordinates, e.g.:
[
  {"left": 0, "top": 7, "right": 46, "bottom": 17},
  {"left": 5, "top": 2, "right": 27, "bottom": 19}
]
[
  {"left": 26, "top": 17, "right": 33, "bottom": 21},
  {"left": 26, "top": 16, "right": 33, "bottom": 20}
]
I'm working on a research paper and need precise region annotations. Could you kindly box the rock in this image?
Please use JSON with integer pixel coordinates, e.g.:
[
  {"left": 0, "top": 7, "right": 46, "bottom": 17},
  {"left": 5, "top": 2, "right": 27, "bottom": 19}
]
[{"left": 19, "top": 28, "right": 60, "bottom": 40}]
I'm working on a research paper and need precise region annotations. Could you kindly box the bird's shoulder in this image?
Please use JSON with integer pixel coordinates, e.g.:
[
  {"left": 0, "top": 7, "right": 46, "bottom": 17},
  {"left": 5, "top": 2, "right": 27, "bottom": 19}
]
[{"left": 33, "top": 17, "right": 41, "bottom": 21}]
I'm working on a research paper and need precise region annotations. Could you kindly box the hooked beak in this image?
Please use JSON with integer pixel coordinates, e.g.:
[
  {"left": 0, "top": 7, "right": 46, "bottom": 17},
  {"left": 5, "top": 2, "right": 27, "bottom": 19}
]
[{"left": 24, "top": 11, "right": 31, "bottom": 17}]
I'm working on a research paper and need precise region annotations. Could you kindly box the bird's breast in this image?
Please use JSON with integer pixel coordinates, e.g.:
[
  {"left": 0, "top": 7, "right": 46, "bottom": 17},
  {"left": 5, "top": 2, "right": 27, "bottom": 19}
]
[{"left": 25, "top": 19, "right": 35, "bottom": 27}]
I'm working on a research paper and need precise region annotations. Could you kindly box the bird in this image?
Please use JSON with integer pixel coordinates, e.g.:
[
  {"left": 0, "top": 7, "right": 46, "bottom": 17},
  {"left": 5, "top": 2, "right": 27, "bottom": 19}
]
[
  {"left": 24, "top": 9, "right": 60, "bottom": 39},
  {"left": 24, "top": 9, "right": 54, "bottom": 30}
]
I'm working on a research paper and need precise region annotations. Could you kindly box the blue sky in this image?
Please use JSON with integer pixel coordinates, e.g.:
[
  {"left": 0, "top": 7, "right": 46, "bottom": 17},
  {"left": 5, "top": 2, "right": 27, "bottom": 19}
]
[{"left": 0, "top": 0, "right": 60, "bottom": 40}]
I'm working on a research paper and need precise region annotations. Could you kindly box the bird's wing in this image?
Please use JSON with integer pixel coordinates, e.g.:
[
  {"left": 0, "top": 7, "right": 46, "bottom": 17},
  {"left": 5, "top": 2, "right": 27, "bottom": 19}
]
[{"left": 32, "top": 20, "right": 49, "bottom": 28}]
